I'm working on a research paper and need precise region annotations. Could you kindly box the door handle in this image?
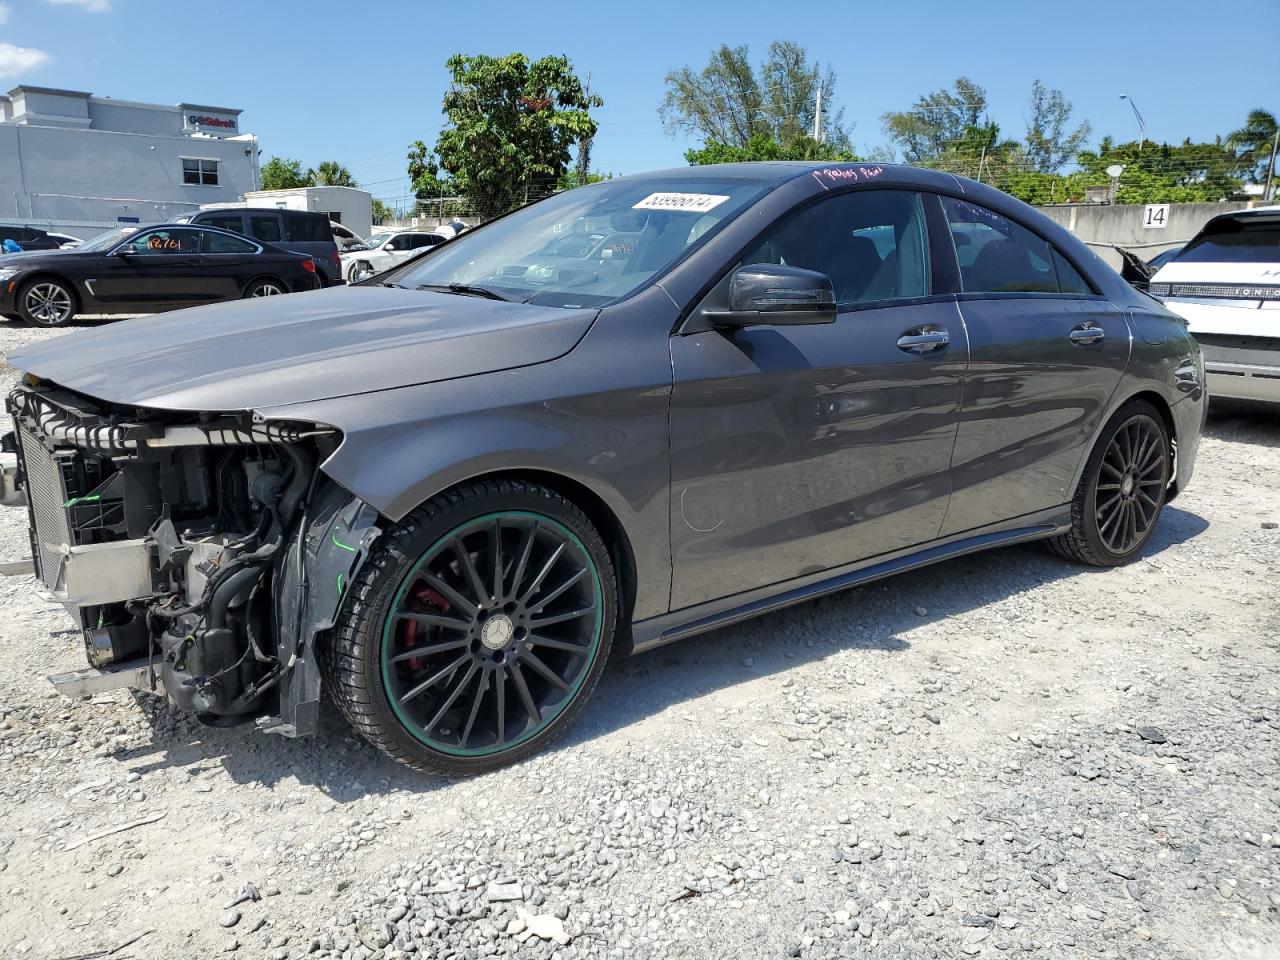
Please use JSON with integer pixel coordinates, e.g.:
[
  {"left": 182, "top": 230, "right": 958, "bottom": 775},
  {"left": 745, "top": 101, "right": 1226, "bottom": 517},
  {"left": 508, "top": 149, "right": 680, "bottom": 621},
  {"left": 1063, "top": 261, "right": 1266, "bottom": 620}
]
[
  {"left": 1068, "top": 323, "right": 1105, "bottom": 344},
  {"left": 897, "top": 329, "right": 950, "bottom": 353}
]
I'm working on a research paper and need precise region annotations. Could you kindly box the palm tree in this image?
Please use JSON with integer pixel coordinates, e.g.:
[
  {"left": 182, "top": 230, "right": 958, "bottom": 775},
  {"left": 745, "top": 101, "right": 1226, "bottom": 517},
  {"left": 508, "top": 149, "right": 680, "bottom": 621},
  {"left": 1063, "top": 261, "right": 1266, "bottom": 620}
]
[
  {"left": 307, "top": 161, "right": 359, "bottom": 188},
  {"left": 1227, "top": 109, "right": 1279, "bottom": 185}
]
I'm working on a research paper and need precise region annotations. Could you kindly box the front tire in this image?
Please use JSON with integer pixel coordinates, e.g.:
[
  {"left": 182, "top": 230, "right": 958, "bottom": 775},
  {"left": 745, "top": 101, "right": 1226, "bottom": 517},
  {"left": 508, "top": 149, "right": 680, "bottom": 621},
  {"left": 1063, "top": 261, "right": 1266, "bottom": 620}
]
[
  {"left": 1048, "top": 401, "right": 1171, "bottom": 567},
  {"left": 17, "top": 279, "right": 77, "bottom": 327},
  {"left": 325, "top": 479, "right": 617, "bottom": 775}
]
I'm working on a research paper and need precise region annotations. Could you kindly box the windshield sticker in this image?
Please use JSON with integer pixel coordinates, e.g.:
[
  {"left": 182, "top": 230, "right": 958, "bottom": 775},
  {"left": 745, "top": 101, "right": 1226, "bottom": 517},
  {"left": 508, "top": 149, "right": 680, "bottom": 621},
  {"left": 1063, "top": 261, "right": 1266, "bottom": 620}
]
[{"left": 632, "top": 192, "right": 730, "bottom": 213}]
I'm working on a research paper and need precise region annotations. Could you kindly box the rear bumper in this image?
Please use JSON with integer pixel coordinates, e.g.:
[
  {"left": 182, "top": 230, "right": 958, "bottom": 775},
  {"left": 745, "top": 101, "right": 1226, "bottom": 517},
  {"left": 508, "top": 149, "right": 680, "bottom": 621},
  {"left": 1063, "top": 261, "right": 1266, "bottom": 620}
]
[
  {"left": 1197, "top": 338, "right": 1280, "bottom": 405},
  {"left": 1205, "top": 362, "right": 1280, "bottom": 404}
]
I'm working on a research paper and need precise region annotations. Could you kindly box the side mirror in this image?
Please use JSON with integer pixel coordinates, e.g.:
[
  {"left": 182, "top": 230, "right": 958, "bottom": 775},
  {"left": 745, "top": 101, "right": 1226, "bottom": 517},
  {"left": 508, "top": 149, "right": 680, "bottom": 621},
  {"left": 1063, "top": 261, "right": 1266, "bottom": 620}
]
[
  {"left": 113, "top": 247, "right": 133, "bottom": 258},
  {"left": 707, "top": 263, "right": 837, "bottom": 328}
]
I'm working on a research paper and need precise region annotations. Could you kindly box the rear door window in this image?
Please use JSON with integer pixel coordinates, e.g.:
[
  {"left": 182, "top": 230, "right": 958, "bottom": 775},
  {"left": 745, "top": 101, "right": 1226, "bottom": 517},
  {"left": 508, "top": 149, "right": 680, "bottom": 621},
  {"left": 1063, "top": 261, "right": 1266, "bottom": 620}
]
[
  {"left": 941, "top": 197, "right": 1058, "bottom": 294},
  {"left": 249, "top": 215, "right": 283, "bottom": 244},
  {"left": 203, "top": 231, "right": 258, "bottom": 254}
]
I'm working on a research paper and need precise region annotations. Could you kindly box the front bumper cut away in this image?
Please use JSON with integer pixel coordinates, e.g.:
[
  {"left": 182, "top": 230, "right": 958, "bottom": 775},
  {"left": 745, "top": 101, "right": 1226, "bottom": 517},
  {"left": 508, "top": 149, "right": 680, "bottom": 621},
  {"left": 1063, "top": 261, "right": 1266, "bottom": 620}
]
[{"left": 7, "top": 382, "right": 376, "bottom": 737}]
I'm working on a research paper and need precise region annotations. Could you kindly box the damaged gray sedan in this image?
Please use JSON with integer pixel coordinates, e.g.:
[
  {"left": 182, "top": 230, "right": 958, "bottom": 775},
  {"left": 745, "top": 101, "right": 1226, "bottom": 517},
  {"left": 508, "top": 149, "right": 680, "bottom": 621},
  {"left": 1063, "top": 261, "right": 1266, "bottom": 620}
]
[{"left": 2, "top": 163, "right": 1204, "bottom": 774}]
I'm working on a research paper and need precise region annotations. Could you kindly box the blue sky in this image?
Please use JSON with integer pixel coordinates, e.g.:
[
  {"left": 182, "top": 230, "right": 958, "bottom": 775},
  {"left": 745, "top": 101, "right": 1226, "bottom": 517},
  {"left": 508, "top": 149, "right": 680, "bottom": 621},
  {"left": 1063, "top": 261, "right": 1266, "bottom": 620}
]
[{"left": 1, "top": 0, "right": 1276, "bottom": 205}]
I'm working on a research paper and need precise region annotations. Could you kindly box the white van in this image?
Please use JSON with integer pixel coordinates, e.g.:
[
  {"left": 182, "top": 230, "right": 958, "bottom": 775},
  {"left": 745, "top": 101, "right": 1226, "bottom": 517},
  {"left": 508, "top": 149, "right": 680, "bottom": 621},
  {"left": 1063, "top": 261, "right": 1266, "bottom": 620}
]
[{"left": 1150, "top": 206, "right": 1280, "bottom": 404}]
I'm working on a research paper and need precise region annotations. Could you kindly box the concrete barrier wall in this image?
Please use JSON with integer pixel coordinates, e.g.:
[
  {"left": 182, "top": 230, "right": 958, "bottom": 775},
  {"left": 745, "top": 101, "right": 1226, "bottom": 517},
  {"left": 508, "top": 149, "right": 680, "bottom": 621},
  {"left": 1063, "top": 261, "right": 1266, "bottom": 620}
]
[{"left": 1035, "top": 202, "right": 1253, "bottom": 270}]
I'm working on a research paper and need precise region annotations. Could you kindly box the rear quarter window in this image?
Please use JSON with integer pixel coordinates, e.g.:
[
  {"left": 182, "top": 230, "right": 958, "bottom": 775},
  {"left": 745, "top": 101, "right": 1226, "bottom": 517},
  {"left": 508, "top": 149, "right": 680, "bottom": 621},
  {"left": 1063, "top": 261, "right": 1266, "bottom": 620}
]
[{"left": 284, "top": 213, "right": 333, "bottom": 243}]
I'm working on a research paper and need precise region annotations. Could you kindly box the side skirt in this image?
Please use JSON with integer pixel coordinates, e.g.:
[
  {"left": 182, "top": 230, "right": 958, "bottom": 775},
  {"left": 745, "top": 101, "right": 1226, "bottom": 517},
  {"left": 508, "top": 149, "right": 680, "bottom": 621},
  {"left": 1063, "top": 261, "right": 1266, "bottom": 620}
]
[{"left": 629, "top": 506, "right": 1070, "bottom": 654}]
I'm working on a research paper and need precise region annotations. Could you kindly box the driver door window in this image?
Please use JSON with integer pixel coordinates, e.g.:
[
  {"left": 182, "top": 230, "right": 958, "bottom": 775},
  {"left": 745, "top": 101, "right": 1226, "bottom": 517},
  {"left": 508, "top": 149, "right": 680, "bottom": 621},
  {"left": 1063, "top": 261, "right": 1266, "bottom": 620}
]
[
  {"left": 122, "top": 228, "right": 201, "bottom": 256},
  {"left": 740, "top": 189, "right": 930, "bottom": 307}
]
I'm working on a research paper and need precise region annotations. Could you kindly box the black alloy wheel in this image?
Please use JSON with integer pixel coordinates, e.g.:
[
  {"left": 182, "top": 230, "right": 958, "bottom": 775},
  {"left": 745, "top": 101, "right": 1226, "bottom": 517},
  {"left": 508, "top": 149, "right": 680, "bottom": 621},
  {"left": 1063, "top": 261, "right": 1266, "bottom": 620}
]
[
  {"left": 1048, "top": 400, "right": 1171, "bottom": 567},
  {"left": 324, "top": 479, "right": 617, "bottom": 776},
  {"left": 1094, "top": 414, "right": 1167, "bottom": 554}
]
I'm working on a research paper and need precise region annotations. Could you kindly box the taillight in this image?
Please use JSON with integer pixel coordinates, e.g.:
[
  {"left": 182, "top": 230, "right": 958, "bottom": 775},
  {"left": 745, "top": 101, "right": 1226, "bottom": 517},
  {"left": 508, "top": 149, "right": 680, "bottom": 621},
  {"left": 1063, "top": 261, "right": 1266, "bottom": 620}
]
[
  {"left": 330, "top": 250, "right": 341, "bottom": 266},
  {"left": 301, "top": 259, "right": 316, "bottom": 273}
]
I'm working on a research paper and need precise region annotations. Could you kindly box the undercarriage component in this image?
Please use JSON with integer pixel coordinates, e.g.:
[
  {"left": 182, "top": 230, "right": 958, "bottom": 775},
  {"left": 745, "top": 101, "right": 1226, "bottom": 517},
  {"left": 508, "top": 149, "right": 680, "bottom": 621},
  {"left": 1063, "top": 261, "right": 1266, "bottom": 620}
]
[{"left": 48, "top": 658, "right": 153, "bottom": 698}]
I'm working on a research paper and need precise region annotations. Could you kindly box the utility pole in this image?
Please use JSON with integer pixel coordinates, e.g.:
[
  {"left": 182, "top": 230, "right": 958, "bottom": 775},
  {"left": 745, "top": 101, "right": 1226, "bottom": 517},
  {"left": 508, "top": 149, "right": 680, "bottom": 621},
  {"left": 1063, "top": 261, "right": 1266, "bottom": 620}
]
[
  {"left": 813, "top": 83, "right": 823, "bottom": 144},
  {"left": 1265, "top": 129, "right": 1279, "bottom": 203},
  {"left": 1119, "top": 95, "right": 1146, "bottom": 151}
]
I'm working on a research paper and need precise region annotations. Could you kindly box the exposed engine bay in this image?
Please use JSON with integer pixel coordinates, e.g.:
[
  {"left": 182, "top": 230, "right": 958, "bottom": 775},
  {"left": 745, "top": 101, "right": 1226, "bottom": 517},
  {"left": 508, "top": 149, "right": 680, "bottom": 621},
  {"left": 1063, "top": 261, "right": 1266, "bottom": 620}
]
[{"left": 4, "top": 381, "right": 381, "bottom": 735}]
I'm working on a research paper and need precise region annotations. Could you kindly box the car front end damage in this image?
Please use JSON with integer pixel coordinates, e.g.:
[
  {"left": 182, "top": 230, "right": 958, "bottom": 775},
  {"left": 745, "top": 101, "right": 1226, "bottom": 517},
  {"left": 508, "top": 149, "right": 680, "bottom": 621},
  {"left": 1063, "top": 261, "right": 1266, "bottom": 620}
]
[{"left": 4, "top": 380, "right": 381, "bottom": 736}]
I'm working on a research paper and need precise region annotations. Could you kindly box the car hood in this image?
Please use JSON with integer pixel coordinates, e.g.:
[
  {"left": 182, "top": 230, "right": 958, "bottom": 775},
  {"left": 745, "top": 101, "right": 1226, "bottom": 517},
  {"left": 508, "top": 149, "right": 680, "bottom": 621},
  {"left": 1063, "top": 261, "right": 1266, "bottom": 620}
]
[{"left": 9, "top": 286, "right": 598, "bottom": 412}]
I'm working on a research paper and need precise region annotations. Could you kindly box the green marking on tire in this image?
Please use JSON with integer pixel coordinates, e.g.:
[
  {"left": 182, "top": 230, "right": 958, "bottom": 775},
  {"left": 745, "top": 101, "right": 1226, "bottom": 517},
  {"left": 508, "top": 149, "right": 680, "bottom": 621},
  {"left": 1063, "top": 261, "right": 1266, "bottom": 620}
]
[{"left": 331, "top": 530, "right": 358, "bottom": 553}]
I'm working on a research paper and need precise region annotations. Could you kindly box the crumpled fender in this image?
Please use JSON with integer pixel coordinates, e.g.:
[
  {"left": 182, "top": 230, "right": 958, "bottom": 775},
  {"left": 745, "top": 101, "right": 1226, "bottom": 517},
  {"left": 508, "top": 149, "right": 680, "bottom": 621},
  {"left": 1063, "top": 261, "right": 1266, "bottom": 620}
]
[{"left": 270, "top": 484, "right": 382, "bottom": 737}]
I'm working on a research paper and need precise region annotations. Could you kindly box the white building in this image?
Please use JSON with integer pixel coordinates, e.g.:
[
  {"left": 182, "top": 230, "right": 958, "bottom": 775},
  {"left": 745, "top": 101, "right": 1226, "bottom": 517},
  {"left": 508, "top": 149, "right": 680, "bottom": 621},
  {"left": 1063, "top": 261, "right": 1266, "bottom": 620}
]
[{"left": 0, "top": 85, "right": 259, "bottom": 239}]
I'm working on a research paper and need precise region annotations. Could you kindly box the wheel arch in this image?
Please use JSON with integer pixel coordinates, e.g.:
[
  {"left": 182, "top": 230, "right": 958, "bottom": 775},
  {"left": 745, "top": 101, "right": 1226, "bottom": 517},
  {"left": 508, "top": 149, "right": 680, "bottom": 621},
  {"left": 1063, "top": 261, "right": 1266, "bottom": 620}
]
[
  {"left": 242, "top": 274, "right": 287, "bottom": 297},
  {"left": 16, "top": 272, "right": 83, "bottom": 314},
  {"left": 409, "top": 467, "right": 640, "bottom": 634},
  {"left": 1074, "top": 388, "right": 1181, "bottom": 503}
]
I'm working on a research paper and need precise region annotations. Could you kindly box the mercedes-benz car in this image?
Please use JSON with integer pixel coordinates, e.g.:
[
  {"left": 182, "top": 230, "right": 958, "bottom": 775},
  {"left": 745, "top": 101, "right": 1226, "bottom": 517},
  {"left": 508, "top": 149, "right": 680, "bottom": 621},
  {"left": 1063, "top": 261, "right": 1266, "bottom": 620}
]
[{"left": 2, "top": 163, "right": 1204, "bottom": 775}]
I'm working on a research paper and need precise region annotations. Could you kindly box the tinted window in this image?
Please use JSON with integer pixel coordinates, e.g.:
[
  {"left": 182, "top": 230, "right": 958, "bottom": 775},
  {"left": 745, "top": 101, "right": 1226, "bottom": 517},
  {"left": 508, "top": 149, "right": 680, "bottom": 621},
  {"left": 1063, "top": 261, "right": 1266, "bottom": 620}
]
[
  {"left": 203, "top": 231, "right": 257, "bottom": 254},
  {"left": 249, "top": 215, "right": 283, "bottom": 243},
  {"left": 202, "top": 213, "right": 245, "bottom": 234},
  {"left": 1179, "top": 220, "right": 1280, "bottom": 264},
  {"left": 1052, "top": 249, "right": 1092, "bottom": 294},
  {"left": 942, "top": 197, "right": 1057, "bottom": 293},
  {"left": 123, "top": 228, "right": 200, "bottom": 256},
  {"left": 284, "top": 212, "right": 331, "bottom": 243},
  {"left": 741, "top": 189, "right": 930, "bottom": 306}
]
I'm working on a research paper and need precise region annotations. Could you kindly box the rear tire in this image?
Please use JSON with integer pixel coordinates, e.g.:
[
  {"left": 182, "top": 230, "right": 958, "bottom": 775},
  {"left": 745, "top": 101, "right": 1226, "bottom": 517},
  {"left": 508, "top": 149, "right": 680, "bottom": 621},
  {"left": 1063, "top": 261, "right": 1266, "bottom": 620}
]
[
  {"left": 1047, "top": 400, "right": 1171, "bottom": 567},
  {"left": 17, "top": 278, "right": 77, "bottom": 327},
  {"left": 244, "top": 278, "right": 286, "bottom": 298},
  {"left": 323, "top": 479, "right": 617, "bottom": 776}
]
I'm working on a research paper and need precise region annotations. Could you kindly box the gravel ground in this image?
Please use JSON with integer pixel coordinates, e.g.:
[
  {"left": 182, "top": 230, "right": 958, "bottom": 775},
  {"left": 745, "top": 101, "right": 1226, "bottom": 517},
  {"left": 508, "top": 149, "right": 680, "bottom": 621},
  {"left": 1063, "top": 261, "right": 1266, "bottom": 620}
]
[{"left": 0, "top": 317, "right": 1276, "bottom": 960}]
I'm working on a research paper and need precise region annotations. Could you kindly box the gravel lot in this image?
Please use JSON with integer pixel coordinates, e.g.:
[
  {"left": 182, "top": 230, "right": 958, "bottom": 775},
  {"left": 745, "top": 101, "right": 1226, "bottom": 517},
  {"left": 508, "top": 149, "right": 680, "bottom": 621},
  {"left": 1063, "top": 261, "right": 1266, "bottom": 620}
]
[{"left": 0, "top": 317, "right": 1276, "bottom": 960}]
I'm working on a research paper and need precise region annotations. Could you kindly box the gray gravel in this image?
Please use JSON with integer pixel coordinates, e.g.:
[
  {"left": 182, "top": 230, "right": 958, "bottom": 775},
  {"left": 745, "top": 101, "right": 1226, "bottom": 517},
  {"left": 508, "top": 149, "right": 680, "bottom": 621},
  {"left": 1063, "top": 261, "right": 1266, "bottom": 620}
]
[{"left": 0, "top": 317, "right": 1276, "bottom": 960}]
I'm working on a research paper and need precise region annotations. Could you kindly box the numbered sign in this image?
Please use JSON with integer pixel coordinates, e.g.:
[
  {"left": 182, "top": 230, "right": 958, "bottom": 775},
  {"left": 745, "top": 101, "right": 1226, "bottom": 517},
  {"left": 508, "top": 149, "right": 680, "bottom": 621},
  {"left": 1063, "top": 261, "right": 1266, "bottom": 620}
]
[{"left": 1143, "top": 204, "right": 1169, "bottom": 229}]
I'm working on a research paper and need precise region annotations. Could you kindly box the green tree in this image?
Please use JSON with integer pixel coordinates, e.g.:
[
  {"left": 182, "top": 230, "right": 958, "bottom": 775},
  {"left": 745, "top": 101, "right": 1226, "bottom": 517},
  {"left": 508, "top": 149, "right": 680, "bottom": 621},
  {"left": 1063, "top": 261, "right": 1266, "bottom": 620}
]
[
  {"left": 686, "top": 133, "right": 858, "bottom": 165},
  {"left": 408, "top": 53, "right": 601, "bottom": 216},
  {"left": 259, "top": 156, "right": 310, "bottom": 191},
  {"left": 661, "top": 41, "right": 847, "bottom": 150},
  {"left": 880, "top": 77, "right": 988, "bottom": 163},
  {"left": 1074, "top": 136, "right": 1242, "bottom": 203},
  {"left": 1227, "top": 108, "right": 1279, "bottom": 184},
  {"left": 307, "top": 160, "right": 358, "bottom": 187},
  {"left": 371, "top": 198, "right": 393, "bottom": 223},
  {"left": 1024, "top": 80, "right": 1091, "bottom": 174}
]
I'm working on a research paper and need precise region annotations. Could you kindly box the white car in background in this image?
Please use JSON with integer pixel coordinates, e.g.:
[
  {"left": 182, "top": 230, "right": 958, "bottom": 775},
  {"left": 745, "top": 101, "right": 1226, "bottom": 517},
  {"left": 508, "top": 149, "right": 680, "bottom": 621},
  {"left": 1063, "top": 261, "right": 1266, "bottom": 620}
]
[
  {"left": 1150, "top": 206, "right": 1280, "bottom": 405},
  {"left": 340, "top": 229, "right": 449, "bottom": 282}
]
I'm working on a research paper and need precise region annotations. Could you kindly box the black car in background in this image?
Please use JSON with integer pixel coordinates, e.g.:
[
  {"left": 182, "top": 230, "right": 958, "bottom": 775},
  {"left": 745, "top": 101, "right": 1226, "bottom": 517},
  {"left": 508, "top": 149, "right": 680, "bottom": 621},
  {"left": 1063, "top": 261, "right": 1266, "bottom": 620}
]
[
  {"left": 175, "top": 208, "right": 344, "bottom": 287},
  {"left": 0, "top": 224, "right": 322, "bottom": 327},
  {"left": 0, "top": 225, "right": 62, "bottom": 252}
]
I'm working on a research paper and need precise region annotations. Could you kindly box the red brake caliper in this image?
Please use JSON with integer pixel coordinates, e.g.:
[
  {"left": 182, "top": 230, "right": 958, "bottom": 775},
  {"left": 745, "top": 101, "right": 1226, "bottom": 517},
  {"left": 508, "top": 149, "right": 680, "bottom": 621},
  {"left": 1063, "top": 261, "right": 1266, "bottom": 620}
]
[{"left": 398, "top": 586, "right": 451, "bottom": 671}]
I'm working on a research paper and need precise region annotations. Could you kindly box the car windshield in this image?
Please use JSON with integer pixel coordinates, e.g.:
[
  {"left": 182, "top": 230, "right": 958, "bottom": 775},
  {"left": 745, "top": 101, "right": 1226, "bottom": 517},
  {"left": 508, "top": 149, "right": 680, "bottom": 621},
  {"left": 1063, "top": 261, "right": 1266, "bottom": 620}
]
[
  {"left": 77, "top": 226, "right": 143, "bottom": 252},
  {"left": 393, "top": 176, "right": 768, "bottom": 307},
  {"left": 1179, "top": 219, "right": 1280, "bottom": 264}
]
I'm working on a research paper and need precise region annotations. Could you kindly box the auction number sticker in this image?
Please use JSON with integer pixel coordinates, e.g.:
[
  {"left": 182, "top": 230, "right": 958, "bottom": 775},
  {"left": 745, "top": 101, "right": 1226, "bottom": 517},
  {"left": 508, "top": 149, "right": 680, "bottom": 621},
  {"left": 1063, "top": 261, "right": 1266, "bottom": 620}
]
[{"left": 632, "top": 192, "right": 729, "bottom": 213}]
